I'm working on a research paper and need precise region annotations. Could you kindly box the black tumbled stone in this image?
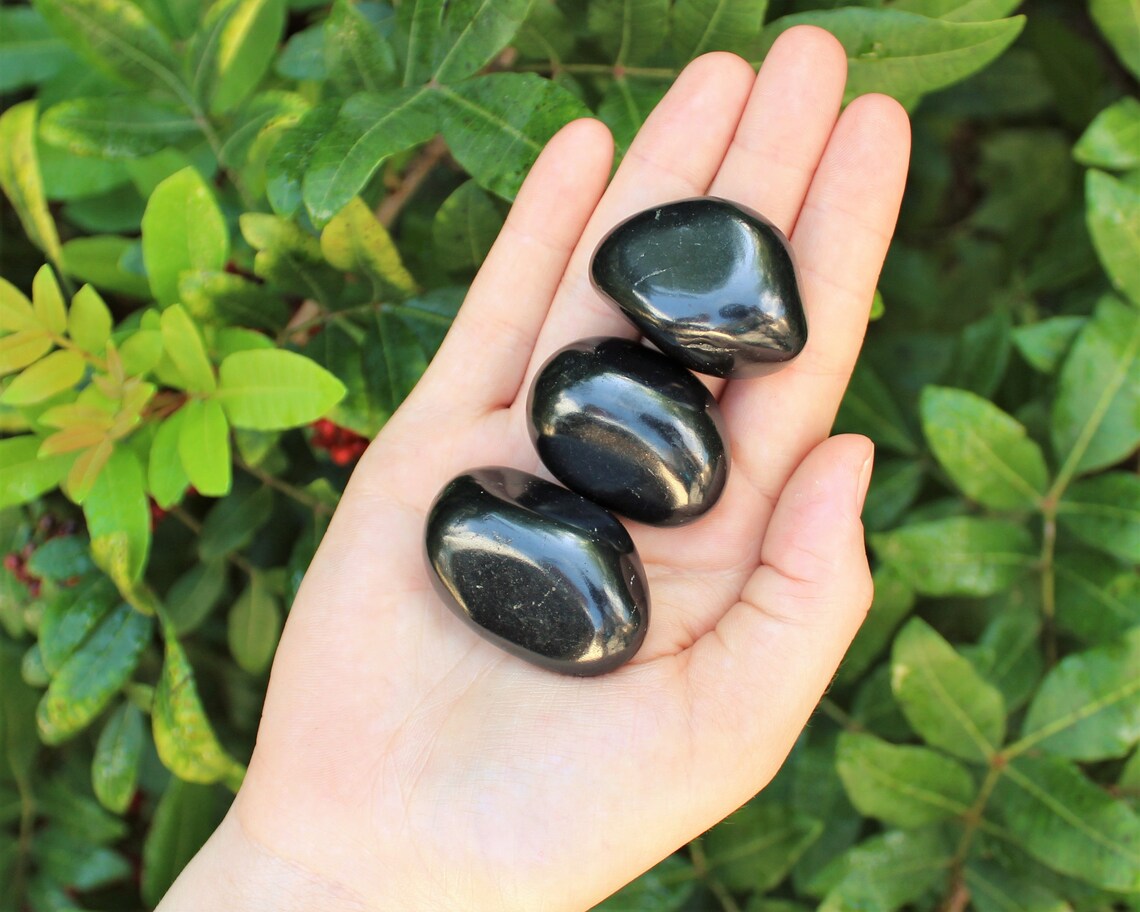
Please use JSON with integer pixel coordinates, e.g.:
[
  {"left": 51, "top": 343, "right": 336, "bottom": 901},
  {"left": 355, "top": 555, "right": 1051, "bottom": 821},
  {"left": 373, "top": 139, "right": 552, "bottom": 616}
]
[
  {"left": 528, "top": 337, "right": 729, "bottom": 526},
  {"left": 424, "top": 467, "right": 649, "bottom": 675},
  {"left": 591, "top": 197, "right": 807, "bottom": 378}
]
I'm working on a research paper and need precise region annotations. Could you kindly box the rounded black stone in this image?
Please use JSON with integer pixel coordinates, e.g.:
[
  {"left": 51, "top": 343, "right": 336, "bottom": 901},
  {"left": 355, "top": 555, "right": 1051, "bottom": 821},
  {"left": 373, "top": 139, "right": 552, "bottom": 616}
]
[
  {"left": 590, "top": 197, "right": 807, "bottom": 378},
  {"left": 424, "top": 467, "right": 649, "bottom": 676},
  {"left": 527, "top": 337, "right": 729, "bottom": 526}
]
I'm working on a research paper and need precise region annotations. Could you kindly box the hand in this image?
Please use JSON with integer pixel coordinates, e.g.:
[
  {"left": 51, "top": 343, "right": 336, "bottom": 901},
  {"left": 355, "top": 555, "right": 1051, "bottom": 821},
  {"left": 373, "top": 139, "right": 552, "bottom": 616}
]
[{"left": 159, "top": 25, "right": 910, "bottom": 912}]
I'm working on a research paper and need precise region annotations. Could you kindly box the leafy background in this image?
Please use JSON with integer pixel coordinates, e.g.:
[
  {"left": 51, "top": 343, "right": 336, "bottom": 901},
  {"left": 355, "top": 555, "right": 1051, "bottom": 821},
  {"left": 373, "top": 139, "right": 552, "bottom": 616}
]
[{"left": 0, "top": 0, "right": 1138, "bottom": 909}]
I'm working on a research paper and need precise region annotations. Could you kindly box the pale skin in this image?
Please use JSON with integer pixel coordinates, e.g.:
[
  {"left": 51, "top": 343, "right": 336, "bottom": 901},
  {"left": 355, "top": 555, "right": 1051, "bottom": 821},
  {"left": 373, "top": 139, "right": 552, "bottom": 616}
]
[{"left": 159, "top": 27, "right": 910, "bottom": 912}]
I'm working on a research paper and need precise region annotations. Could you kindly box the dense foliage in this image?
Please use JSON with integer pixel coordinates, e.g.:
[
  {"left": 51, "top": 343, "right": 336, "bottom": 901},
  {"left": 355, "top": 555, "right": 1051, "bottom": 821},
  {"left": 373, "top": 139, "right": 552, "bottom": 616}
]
[{"left": 0, "top": 0, "right": 1137, "bottom": 909}]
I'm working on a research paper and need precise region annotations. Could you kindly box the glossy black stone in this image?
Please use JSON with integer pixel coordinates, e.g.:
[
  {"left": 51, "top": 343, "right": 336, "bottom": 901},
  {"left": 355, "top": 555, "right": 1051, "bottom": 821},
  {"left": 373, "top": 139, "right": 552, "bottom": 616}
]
[
  {"left": 591, "top": 197, "right": 807, "bottom": 378},
  {"left": 424, "top": 467, "right": 649, "bottom": 675},
  {"left": 528, "top": 337, "right": 729, "bottom": 526}
]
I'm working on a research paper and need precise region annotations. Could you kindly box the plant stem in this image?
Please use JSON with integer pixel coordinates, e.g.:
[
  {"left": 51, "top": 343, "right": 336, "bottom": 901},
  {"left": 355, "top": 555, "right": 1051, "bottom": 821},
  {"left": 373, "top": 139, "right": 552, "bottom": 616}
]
[
  {"left": 170, "top": 506, "right": 257, "bottom": 577},
  {"left": 517, "top": 61, "right": 679, "bottom": 79},
  {"left": 943, "top": 760, "right": 1005, "bottom": 905},
  {"left": 376, "top": 136, "right": 451, "bottom": 228},
  {"left": 235, "top": 455, "right": 334, "bottom": 518},
  {"left": 1039, "top": 505, "right": 1058, "bottom": 667},
  {"left": 689, "top": 836, "right": 742, "bottom": 912},
  {"left": 818, "top": 696, "right": 860, "bottom": 731}
]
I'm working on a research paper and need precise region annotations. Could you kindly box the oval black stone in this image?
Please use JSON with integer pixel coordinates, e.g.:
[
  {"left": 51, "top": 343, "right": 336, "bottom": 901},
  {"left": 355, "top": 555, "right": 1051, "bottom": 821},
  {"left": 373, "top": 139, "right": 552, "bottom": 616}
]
[
  {"left": 590, "top": 197, "right": 807, "bottom": 378},
  {"left": 527, "top": 337, "right": 729, "bottom": 526},
  {"left": 424, "top": 467, "right": 649, "bottom": 675}
]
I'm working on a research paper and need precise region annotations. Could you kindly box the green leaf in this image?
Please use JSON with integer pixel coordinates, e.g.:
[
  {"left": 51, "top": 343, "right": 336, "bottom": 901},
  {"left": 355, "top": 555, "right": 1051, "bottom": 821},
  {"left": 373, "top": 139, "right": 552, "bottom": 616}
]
[
  {"left": 432, "top": 0, "right": 534, "bottom": 83},
  {"left": 218, "top": 348, "right": 346, "bottom": 430},
  {"left": 1090, "top": 0, "right": 1140, "bottom": 79},
  {"left": 165, "top": 559, "right": 227, "bottom": 634},
  {"left": 142, "top": 167, "right": 230, "bottom": 307},
  {"left": 872, "top": 517, "right": 1036, "bottom": 598},
  {"left": 0, "top": 350, "right": 85, "bottom": 406},
  {"left": 303, "top": 86, "right": 438, "bottom": 226},
  {"left": 0, "top": 101, "right": 62, "bottom": 268},
  {"left": 395, "top": 0, "right": 444, "bottom": 85},
  {"left": 152, "top": 629, "right": 245, "bottom": 785},
  {"left": 703, "top": 799, "right": 822, "bottom": 893},
  {"left": 33, "top": 0, "right": 183, "bottom": 94},
  {"left": 672, "top": 0, "right": 766, "bottom": 57},
  {"left": 968, "top": 598, "right": 1042, "bottom": 712},
  {"left": 836, "top": 731, "right": 974, "bottom": 828},
  {"left": 160, "top": 304, "right": 217, "bottom": 392},
  {"left": 1051, "top": 296, "right": 1140, "bottom": 477},
  {"left": 137, "top": 0, "right": 201, "bottom": 40},
  {"left": 944, "top": 306, "right": 1012, "bottom": 399},
  {"left": 39, "top": 575, "right": 117, "bottom": 673},
  {"left": 920, "top": 386, "right": 1048, "bottom": 510},
  {"left": 1075, "top": 97, "right": 1140, "bottom": 170},
  {"left": 589, "top": 0, "right": 669, "bottom": 65},
  {"left": 1054, "top": 548, "right": 1140, "bottom": 645},
  {"left": 61, "top": 236, "right": 152, "bottom": 299},
  {"left": 596, "top": 77, "right": 668, "bottom": 157},
  {"left": 1012, "top": 315, "right": 1085, "bottom": 374},
  {"left": 757, "top": 10, "right": 1025, "bottom": 106},
  {"left": 178, "top": 270, "right": 291, "bottom": 331},
  {"left": 438, "top": 72, "right": 590, "bottom": 200},
  {"left": 1087, "top": 170, "right": 1140, "bottom": 307},
  {"left": 177, "top": 399, "right": 231, "bottom": 497},
  {"left": 92, "top": 702, "right": 143, "bottom": 813},
  {"left": 1058, "top": 473, "right": 1140, "bottom": 563},
  {"left": 36, "top": 603, "right": 152, "bottom": 744},
  {"left": 240, "top": 213, "right": 343, "bottom": 304},
  {"left": 188, "top": 0, "right": 286, "bottom": 115},
  {"left": 140, "top": 778, "right": 225, "bottom": 907},
  {"left": 0, "top": 7, "right": 72, "bottom": 92},
  {"left": 593, "top": 855, "right": 695, "bottom": 912},
  {"left": 68, "top": 286, "right": 113, "bottom": 355},
  {"left": 862, "top": 458, "right": 924, "bottom": 533},
  {"left": 889, "top": 0, "right": 1023, "bottom": 21},
  {"left": 84, "top": 447, "right": 150, "bottom": 583},
  {"left": 834, "top": 360, "right": 919, "bottom": 456},
  {"left": 197, "top": 483, "right": 274, "bottom": 561},
  {"left": 264, "top": 101, "right": 339, "bottom": 218},
  {"left": 0, "top": 436, "right": 71, "bottom": 509},
  {"left": 964, "top": 861, "right": 1069, "bottom": 912},
  {"left": 40, "top": 97, "right": 198, "bottom": 159},
  {"left": 837, "top": 564, "right": 914, "bottom": 686},
  {"left": 363, "top": 308, "right": 430, "bottom": 414},
  {"left": 989, "top": 754, "right": 1140, "bottom": 892},
  {"left": 0, "top": 639, "right": 40, "bottom": 784},
  {"left": 323, "top": 0, "right": 397, "bottom": 92},
  {"left": 891, "top": 617, "right": 1006, "bottom": 762},
  {"left": 818, "top": 829, "right": 950, "bottom": 912},
  {"left": 227, "top": 572, "right": 282, "bottom": 674},
  {"left": 33, "top": 826, "right": 131, "bottom": 891},
  {"left": 321, "top": 197, "right": 419, "bottom": 296},
  {"left": 148, "top": 409, "right": 190, "bottom": 508},
  {"left": 26, "top": 536, "right": 93, "bottom": 582},
  {"left": 1016, "top": 627, "right": 1140, "bottom": 761},
  {"left": 432, "top": 180, "right": 504, "bottom": 271}
]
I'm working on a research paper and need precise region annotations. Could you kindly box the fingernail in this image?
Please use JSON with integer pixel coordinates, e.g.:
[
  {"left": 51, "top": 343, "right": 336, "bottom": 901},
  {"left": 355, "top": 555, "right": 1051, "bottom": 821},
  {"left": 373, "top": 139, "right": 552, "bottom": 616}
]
[{"left": 855, "top": 445, "right": 874, "bottom": 514}]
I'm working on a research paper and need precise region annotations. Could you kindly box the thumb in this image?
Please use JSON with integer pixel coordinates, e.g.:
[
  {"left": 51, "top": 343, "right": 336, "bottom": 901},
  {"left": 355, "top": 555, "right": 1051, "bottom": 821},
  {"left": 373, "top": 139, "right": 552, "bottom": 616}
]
[{"left": 683, "top": 434, "right": 875, "bottom": 799}]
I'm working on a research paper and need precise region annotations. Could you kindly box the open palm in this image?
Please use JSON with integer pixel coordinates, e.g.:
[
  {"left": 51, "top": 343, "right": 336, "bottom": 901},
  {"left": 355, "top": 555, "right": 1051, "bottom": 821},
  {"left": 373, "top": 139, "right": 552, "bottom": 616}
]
[{"left": 164, "top": 26, "right": 910, "bottom": 912}]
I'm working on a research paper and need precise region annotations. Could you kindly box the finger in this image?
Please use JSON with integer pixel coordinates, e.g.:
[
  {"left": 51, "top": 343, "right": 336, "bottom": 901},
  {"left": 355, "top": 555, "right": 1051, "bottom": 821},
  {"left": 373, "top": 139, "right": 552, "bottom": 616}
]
[
  {"left": 682, "top": 435, "right": 874, "bottom": 799},
  {"left": 516, "top": 52, "right": 757, "bottom": 402},
  {"left": 416, "top": 118, "right": 614, "bottom": 414},
  {"left": 707, "top": 26, "right": 847, "bottom": 237},
  {"left": 719, "top": 94, "right": 910, "bottom": 512}
]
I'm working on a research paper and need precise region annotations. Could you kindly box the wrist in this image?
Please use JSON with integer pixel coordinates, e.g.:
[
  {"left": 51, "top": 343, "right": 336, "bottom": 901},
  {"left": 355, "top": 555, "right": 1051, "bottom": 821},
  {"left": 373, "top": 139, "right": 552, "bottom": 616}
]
[{"left": 156, "top": 806, "right": 371, "bottom": 912}]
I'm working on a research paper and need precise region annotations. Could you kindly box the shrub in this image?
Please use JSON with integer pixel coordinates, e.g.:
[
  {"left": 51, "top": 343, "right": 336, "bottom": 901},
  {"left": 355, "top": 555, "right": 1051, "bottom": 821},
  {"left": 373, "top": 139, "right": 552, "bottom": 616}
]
[{"left": 0, "top": 0, "right": 1137, "bottom": 909}]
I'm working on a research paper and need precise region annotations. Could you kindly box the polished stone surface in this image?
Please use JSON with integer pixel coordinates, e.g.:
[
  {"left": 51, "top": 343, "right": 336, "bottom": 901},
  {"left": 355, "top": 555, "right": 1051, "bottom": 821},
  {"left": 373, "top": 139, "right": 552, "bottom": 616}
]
[
  {"left": 591, "top": 197, "right": 807, "bottom": 378},
  {"left": 528, "top": 337, "right": 729, "bottom": 526},
  {"left": 424, "top": 467, "right": 649, "bottom": 675}
]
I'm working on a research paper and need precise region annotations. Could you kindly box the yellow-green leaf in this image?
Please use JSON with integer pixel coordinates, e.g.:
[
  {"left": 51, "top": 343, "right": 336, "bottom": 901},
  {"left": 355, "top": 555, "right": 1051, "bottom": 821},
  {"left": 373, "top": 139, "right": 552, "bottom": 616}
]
[
  {"left": 217, "top": 349, "right": 346, "bottom": 429},
  {"left": 152, "top": 629, "right": 245, "bottom": 786},
  {"left": 92, "top": 702, "right": 144, "bottom": 814},
  {"left": 159, "top": 304, "right": 216, "bottom": 392},
  {"left": 0, "top": 329, "right": 53, "bottom": 375},
  {"left": 0, "top": 276, "right": 38, "bottom": 333},
  {"left": 188, "top": 0, "right": 287, "bottom": 115},
  {"left": 0, "top": 101, "right": 62, "bottom": 267},
  {"left": 119, "top": 328, "right": 163, "bottom": 376},
  {"left": 177, "top": 399, "right": 231, "bottom": 497},
  {"left": 66, "top": 437, "right": 114, "bottom": 503},
  {"left": 141, "top": 167, "right": 229, "bottom": 306},
  {"left": 32, "top": 264, "right": 66, "bottom": 335},
  {"left": 321, "top": 197, "right": 418, "bottom": 297},
  {"left": 0, "top": 349, "right": 85, "bottom": 406},
  {"left": 68, "top": 285, "right": 113, "bottom": 355},
  {"left": 227, "top": 572, "right": 281, "bottom": 674}
]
